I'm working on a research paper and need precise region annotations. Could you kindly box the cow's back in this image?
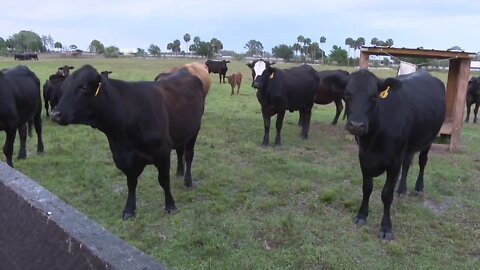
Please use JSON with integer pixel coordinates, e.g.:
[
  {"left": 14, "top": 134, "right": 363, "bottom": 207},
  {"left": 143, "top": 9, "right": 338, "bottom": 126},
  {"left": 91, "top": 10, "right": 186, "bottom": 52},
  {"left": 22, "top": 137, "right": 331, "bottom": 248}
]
[
  {"left": 156, "top": 74, "right": 204, "bottom": 148},
  {"left": 268, "top": 65, "right": 318, "bottom": 110},
  {"left": 0, "top": 66, "right": 40, "bottom": 125},
  {"left": 377, "top": 70, "right": 445, "bottom": 152}
]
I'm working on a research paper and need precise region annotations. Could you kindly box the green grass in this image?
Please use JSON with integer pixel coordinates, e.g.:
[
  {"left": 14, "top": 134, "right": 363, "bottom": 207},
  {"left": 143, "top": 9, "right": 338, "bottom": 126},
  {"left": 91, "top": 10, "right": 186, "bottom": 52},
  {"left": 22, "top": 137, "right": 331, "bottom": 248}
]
[{"left": 1, "top": 57, "right": 479, "bottom": 269}]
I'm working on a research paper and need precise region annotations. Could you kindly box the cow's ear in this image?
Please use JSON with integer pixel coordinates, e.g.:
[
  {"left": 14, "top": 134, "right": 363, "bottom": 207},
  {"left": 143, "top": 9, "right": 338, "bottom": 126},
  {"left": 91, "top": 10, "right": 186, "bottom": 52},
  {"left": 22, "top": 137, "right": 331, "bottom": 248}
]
[
  {"left": 69, "top": 66, "right": 75, "bottom": 70},
  {"left": 379, "top": 78, "right": 402, "bottom": 93},
  {"left": 246, "top": 63, "right": 253, "bottom": 69}
]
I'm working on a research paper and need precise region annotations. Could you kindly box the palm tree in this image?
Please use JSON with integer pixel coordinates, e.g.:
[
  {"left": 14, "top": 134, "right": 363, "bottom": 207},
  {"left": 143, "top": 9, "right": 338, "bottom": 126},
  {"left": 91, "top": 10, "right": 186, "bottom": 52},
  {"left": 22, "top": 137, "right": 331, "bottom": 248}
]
[
  {"left": 353, "top": 37, "right": 365, "bottom": 58},
  {"left": 319, "top": 36, "right": 326, "bottom": 63},
  {"left": 385, "top": 38, "right": 394, "bottom": 47},
  {"left": 183, "top": 33, "right": 191, "bottom": 57},
  {"left": 345, "top": 37, "right": 354, "bottom": 66},
  {"left": 297, "top": 35, "right": 305, "bottom": 58},
  {"left": 292, "top": 43, "right": 302, "bottom": 59},
  {"left": 304, "top": 37, "right": 311, "bottom": 62}
]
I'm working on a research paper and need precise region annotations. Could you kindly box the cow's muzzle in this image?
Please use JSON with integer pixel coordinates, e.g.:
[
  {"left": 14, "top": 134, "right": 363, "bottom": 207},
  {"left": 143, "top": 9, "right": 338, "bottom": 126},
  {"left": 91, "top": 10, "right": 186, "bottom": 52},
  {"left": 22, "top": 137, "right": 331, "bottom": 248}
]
[
  {"left": 50, "top": 110, "right": 68, "bottom": 125},
  {"left": 346, "top": 121, "right": 366, "bottom": 136}
]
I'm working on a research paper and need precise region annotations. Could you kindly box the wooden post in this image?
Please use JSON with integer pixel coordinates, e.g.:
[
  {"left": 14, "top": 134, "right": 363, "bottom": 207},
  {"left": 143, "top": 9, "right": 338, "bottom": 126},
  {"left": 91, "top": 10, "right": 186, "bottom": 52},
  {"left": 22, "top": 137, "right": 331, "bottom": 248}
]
[
  {"left": 359, "top": 52, "right": 369, "bottom": 69},
  {"left": 449, "top": 58, "right": 471, "bottom": 151},
  {"left": 445, "top": 59, "right": 459, "bottom": 122}
]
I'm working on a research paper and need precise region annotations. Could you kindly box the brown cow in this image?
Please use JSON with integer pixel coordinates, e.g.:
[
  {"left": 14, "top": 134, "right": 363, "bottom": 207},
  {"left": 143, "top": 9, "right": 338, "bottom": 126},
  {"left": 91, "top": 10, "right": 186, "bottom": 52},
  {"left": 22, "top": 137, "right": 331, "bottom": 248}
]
[
  {"left": 227, "top": 72, "right": 242, "bottom": 95},
  {"left": 155, "top": 63, "right": 211, "bottom": 97}
]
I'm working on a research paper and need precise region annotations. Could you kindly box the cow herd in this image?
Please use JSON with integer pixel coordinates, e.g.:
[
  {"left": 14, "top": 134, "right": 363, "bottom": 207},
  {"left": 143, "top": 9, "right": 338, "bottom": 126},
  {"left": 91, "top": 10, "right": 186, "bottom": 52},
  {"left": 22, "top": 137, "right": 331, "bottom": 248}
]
[{"left": 1, "top": 59, "right": 475, "bottom": 240}]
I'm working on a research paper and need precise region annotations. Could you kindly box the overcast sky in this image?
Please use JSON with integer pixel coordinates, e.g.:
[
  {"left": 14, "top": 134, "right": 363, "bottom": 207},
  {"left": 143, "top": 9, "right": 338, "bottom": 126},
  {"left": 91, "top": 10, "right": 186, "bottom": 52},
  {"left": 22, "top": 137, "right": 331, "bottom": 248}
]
[{"left": 1, "top": 0, "right": 479, "bottom": 54}]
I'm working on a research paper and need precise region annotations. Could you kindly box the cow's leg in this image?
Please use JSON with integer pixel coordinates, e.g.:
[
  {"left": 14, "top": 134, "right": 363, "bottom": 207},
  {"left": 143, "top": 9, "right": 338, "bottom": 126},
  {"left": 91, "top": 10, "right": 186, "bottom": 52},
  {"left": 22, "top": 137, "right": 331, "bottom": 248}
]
[
  {"left": 44, "top": 98, "right": 50, "bottom": 117},
  {"left": 331, "top": 99, "right": 344, "bottom": 125},
  {"left": 231, "top": 86, "right": 234, "bottom": 96},
  {"left": 183, "top": 132, "right": 198, "bottom": 188},
  {"left": 237, "top": 84, "right": 240, "bottom": 95},
  {"left": 465, "top": 104, "right": 471, "bottom": 123},
  {"left": 155, "top": 156, "right": 176, "bottom": 213},
  {"left": 175, "top": 148, "right": 185, "bottom": 177},
  {"left": 356, "top": 163, "right": 374, "bottom": 227},
  {"left": 3, "top": 129, "right": 17, "bottom": 167},
  {"left": 261, "top": 108, "right": 271, "bottom": 146},
  {"left": 396, "top": 153, "right": 414, "bottom": 196},
  {"left": 17, "top": 124, "right": 28, "bottom": 160},
  {"left": 474, "top": 102, "right": 479, "bottom": 123},
  {"left": 218, "top": 73, "right": 222, "bottom": 83},
  {"left": 297, "top": 112, "right": 303, "bottom": 126},
  {"left": 300, "top": 107, "right": 312, "bottom": 140},
  {"left": 33, "top": 110, "right": 44, "bottom": 154},
  {"left": 274, "top": 110, "right": 285, "bottom": 146},
  {"left": 414, "top": 145, "right": 431, "bottom": 194},
  {"left": 380, "top": 163, "right": 402, "bottom": 241},
  {"left": 122, "top": 164, "right": 145, "bottom": 220}
]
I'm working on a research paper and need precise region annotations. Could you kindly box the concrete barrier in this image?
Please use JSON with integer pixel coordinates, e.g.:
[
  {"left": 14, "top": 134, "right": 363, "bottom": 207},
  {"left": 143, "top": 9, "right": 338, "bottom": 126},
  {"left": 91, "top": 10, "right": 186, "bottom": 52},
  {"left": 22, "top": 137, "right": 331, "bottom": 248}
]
[{"left": 0, "top": 162, "right": 165, "bottom": 270}]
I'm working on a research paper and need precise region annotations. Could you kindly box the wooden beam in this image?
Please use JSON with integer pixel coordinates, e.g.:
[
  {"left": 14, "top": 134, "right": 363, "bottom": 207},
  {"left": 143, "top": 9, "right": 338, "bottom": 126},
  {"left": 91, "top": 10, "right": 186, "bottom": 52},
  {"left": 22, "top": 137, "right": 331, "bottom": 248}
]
[
  {"left": 359, "top": 52, "right": 369, "bottom": 69},
  {"left": 449, "top": 58, "right": 471, "bottom": 151},
  {"left": 360, "top": 47, "right": 475, "bottom": 59}
]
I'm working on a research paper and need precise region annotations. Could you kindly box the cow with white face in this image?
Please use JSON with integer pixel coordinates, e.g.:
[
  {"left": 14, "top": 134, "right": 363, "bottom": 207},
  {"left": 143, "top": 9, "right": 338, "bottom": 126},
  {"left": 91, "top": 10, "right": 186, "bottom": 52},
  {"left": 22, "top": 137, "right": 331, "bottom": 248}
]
[{"left": 247, "top": 59, "right": 318, "bottom": 146}]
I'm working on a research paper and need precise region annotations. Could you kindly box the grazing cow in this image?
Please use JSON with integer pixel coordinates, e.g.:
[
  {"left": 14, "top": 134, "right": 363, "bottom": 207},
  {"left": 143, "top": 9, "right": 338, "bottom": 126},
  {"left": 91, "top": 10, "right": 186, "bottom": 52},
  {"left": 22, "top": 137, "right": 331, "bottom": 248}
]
[
  {"left": 14, "top": 54, "right": 31, "bottom": 60},
  {"left": 155, "top": 62, "right": 211, "bottom": 97},
  {"left": 0, "top": 66, "right": 44, "bottom": 167},
  {"left": 43, "top": 73, "right": 66, "bottom": 117},
  {"left": 100, "top": 70, "right": 112, "bottom": 78},
  {"left": 227, "top": 72, "right": 242, "bottom": 95},
  {"left": 29, "top": 53, "right": 38, "bottom": 60},
  {"left": 205, "top": 60, "right": 230, "bottom": 83},
  {"left": 465, "top": 77, "right": 480, "bottom": 123},
  {"left": 51, "top": 65, "right": 205, "bottom": 220},
  {"left": 247, "top": 59, "right": 318, "bottom": 146},
  {"left": 57, "top": 65, "right": 75, "bottom": 77},
  {"left": 325, "top": 69, "right": 445, "bottom": 240}
]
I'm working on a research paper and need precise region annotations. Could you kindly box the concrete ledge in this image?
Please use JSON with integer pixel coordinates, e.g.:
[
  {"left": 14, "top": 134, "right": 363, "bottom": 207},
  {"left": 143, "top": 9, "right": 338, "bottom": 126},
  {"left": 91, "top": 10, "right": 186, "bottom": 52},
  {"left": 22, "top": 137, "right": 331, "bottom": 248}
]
[{"left": 0, "top": 162, "right": 165, "bottom": 270}]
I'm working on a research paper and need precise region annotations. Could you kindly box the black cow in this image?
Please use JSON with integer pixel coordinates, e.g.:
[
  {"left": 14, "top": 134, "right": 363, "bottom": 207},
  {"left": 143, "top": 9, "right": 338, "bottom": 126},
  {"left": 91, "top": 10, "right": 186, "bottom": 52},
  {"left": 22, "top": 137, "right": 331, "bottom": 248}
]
[
  {"left": 465, "top": 77, "right": 480, "bottom": 123},
  {"left": 100, "top": 70, "right": 112, "bottom": 78},
  {"left": 0, "top": 66, "right": 44, "bottom": 167},
  {"left": 50, "top": 65, "right": 205, "bottom": 220},
  {"left": 29, "top": 53, "right": 38, "bottom": 60},
  {"left": 57, "top": 65, "right": 75, "bottom": 77},
  {"left": 325, "top": 69, "right": 445, "bottom": 240},
  {"left": 43, "top": 73, "right": 67, "bottom": 117},
  {"left": 299, "top": 70, "right": 350, "bottom": 125},
  {"left": 247, "top": 59, "right": 318, "bottom": 146},
  {"left": 205, "top": 60, "right": 230, "bottom": 83},
  {"left": 14, "top": 54, "right": 30, "bottom": 60}
]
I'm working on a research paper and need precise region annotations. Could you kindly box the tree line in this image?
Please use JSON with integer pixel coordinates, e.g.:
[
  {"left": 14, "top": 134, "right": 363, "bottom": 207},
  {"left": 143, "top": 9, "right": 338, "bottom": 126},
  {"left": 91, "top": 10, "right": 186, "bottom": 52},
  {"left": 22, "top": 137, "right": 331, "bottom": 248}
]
[{"left": 3, "top": 29, "right": 468, "bottom": 66}]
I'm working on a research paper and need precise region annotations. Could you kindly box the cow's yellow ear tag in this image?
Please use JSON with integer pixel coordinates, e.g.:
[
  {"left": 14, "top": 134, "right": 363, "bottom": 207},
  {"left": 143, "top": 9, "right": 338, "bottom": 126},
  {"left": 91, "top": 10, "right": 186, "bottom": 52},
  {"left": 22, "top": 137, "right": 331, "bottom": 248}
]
[
  {"left": 379, "top": 86, "right": 390, "bottom": 99},
  {"left": 95, "top": 82, "right": 102, "bottom": 96},
  {"left": 269, "top": 72, "right": 274, "bottom": 79}
]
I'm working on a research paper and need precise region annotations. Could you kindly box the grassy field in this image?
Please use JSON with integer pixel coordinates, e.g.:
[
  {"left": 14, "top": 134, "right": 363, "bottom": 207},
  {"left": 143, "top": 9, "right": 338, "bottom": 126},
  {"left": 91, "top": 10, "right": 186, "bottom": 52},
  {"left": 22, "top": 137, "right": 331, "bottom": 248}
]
[{"left": 0, "top": 57, "right": 479, "bottom": 269}]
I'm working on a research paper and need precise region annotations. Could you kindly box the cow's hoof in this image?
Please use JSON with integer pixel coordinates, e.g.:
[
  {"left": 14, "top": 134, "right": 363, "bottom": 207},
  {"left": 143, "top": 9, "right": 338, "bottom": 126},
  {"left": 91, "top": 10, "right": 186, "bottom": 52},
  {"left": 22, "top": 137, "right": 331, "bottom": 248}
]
[
  {"left": 396, "top": 191, "right": 407, "bottom": 199},
  {"left": 380, "top": 231, "right": 395, "bottom": 241},
  {"left": 17, "top": 155, "right": 26, "bottom": 160},
  {"left": 184, "top": 181, "right": 197, "bottom": 190},
  {"left": 355, "top": 217, "right": 367, "bottom": 228},
  {"left": 37, "top": 151, "right": 45, "bottom": 156},
  {"left": 121, "top": 211, "right": 135, "bottom": 220},
  {"left": 164, "top": 205, "right": 177, "bottom": 214},
  {"left": 411, "top": 190, "right": 424, "bottom": 196}
]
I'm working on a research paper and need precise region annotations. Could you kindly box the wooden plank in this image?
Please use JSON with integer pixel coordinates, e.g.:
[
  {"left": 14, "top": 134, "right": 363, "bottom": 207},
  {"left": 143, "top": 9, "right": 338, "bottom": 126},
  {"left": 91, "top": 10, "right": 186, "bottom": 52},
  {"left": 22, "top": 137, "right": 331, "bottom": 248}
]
[
  {"left": 360, "top": 47, "right": 475, "bottom": 59},
  {"left": 449, "top": 58, "right": 471, "bottom": 151},
  {"left": 445, "top": 59, "right": 460, "bottom": 120},
  {"left": 439, "top": 122, "right": 452, "bottom": 135}
]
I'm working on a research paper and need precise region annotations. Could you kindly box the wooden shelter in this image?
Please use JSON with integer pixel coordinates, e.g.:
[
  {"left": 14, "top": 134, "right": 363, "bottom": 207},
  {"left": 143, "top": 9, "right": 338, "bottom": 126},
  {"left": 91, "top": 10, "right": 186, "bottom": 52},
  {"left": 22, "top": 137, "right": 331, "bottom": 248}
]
[{"left": 359, "top": 46, "right": 476, "bottom": 151}]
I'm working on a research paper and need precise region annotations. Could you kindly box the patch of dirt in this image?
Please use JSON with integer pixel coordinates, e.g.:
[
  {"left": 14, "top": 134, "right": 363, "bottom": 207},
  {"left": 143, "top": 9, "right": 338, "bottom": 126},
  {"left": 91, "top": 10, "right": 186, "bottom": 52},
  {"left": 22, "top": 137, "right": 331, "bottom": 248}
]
[{"left": 423, "top": 197, "right": 453, "bottom": 215}]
